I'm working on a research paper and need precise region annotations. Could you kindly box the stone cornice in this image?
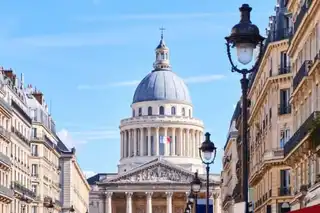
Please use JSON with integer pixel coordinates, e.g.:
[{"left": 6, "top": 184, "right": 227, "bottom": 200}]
[{"left": 248, "top": 39, "right": 289, "bottom": 98}]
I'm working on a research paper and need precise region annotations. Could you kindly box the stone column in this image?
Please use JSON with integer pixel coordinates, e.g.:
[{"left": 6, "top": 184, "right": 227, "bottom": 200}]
[
  {"left": 128, "top": 129, "right": 132, "bottom": 157},
  {"left": 186, "top": 129, "right": 190, "bottom": 157},
  {"left": 179, "top": 128, "right": 183, "bottom": 156},
  {"left": 146, "top": 192, "right": 153, "bottom": 213},
  {"left": 164, "top": 127, "right": 168, "bottom": 155},
  {"left": 213, "top": 190, "right": 221, "bottom": 213},
  {"left": 120, "top": 131, "right": 123, "bottom": 159},
  {"left": 133, "top": 129, "right": 137, "bottom": 156},
  {"left": 148, "top": 127, "right": 152, "bottom": 156},
  {"left": 155, "top": 127, "right": 160, "bottom": 155},
  {"left": 140, "top": 128, "right": 144, "bottom": 156},
  {"left": 105, "top": 192, "right": 113, "bottom": 213},
  {"left": 126, "top": 192, "right": 133, "bottom": 213},
  {"left": 172, "top": 128, "right": 176, "bottom": 156},
  {"left": 166, "top": 192, "right": 173, "bottom": 213}
]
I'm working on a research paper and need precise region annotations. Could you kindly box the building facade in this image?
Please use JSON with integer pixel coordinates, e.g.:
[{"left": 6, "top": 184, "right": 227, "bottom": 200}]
[
  {"left": 247, "top": 1, "right": 294, "bottom": 213},
  {"left": 0, "top": 68, "right": 90, "bottom": 213},
  {"left": 59, "top": 147, "right": 90, "bottom": 213},
  {"left": 87, "top": 35, "right": 221, "bottom": 213},
  {"left": 221, "top": 103, "right": 240, "bottom": 213},
  {"left": 0, "top": 70, "right": 14, "bottom": 213},
  {"left": 27, "top": 87, "right": 62, "bottom": 213},
  {"left": 284, "top": 0, "right": 320, "bottom": 210}
]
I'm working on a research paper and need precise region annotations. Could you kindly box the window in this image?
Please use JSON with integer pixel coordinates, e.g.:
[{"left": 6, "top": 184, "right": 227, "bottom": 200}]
[
  {"left": 132, "top": 109, "right": 135, "bottom": 117},
  {"left": 159, "top": 106, "right": 164, "bottom": 115},
  {"left": 182, "top": 108, "right": 185, "bottom": 116},
  {"left": 189, "top": 109, "right": 192, "bottom": 117},
  {"left": 31, "top": 206, "right": 37, "bottom": 213},
  {"left": 31, "top": 184, "right": 37, "bottom": 193},
  {"left": 31, "top": 144, "right": 38, "bottom": 156},
  {"left": 31, "top": 164, "right": 37, "bottom": 176},
  {"left": 280, "top": 89, "right": 290, "bottom": 114},
  {"left": 138, "top": 108, "right": 142, "bottom": 116},
  {"left": 171, "top": 106, "right": 176, "bottom": 115},
  {"left": 32, "top": 128, "right": 37, "bottom": 138},
  {"left": 148, "top": 107, "right": 152, "bottom": 115}
]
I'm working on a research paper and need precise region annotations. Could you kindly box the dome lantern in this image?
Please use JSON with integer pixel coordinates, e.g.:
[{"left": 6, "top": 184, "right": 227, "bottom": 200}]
[{"left": 153, "top": 27, "right": 171, "bottom": 71}]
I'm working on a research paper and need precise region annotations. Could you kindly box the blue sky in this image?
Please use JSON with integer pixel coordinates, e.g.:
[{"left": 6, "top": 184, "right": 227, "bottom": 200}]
[{"left": 0, "top": 0, "right": 275, "bottom": 177}]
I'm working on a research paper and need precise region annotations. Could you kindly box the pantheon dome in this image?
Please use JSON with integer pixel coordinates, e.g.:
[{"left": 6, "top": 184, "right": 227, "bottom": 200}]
[{"left": 118, "top": 33, "right": 205, "bottom": 174}]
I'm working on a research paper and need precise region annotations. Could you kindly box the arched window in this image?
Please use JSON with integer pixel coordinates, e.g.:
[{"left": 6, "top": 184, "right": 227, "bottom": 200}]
[
  {"left": 132, "top": 109, "right": 135, "bottom": 117},
  {"left": 159, "top": 106, "right": 165, "bottom": 115},
  {"left": 148, "top": 107, "right": 152, "bottom": 115},
  {"left": 182, "top": 108, "right": 185, "bottom": 116},
  {"left": 171, "top": 106, "right": 176, "bottom": 115},
  {"left": 138, "top": 108, "right": 142, "bottom": 116},
  {"left": 189, "top": 109, "right": 192, "bottom": 117}
]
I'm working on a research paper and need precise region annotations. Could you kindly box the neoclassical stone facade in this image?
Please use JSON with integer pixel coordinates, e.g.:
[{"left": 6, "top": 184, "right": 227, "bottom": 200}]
[{"left": 88, "top": 33, "right": 221, "bottom": 213}]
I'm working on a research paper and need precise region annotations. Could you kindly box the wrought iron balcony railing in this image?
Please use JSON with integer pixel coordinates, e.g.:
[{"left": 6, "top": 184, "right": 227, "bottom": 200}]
[
  {"left": 278, "top": 104, "right": 292, "bottom": 115},
  {"left": 11, "top": 181, "right": 36, "bottom": 199},
  {"left": 284, "top": 111, "right": 320, "bottom": 156},
  {"left": 278, "top": 186, "right": 291, "bottom": 196},
  {"left": 293, "top": 60, "right": 312, "bottom": 91},
  {"left": 293, "top": 0, "right": 313, "bottom": 33},
  {"left": 278, "top": 66, "right": 291, "bottom": 75},
  {"left": 0, "top": 185, "right": 14, "bottom": 199}
]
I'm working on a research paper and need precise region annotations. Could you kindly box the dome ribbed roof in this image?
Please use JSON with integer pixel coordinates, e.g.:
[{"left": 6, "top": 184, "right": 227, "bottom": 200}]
[{"left": 132, "top": 70, "right": 191, "bottom": 104}]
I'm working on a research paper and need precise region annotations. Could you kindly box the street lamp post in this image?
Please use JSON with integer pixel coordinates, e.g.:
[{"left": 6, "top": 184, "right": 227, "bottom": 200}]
[
  {"left": 225, "top": 4, "right": 265, "bottom": 213},
  {"left": 69, "top": 205, "right": 75, "bottom": 213},
  {"left": 191, "top": 171, "right": 201, "bottom": 213},
  {"left": 199, "top": 132, "right": 217, "bottom": 213}
]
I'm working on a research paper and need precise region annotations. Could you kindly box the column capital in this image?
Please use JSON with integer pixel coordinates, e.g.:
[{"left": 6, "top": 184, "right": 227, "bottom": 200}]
[
  {"left": 126, "top": 192, "right": 133, "bottom": 198},
  {"left": 105, "top": 192, "right": 113, "bottom": 198},
  {"left": 145, "top": 192, "right": 153, "bottom": 198},
  {"left": 166, "top": 191, "right": 173, "bottom": 197}
]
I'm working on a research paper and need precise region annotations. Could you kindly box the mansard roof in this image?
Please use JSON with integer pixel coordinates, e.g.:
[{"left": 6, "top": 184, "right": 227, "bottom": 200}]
[{"left": 98, "top": 157, "right": 219, "bottom": 185}]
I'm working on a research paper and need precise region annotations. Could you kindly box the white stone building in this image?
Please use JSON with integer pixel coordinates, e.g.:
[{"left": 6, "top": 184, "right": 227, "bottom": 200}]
[{"left": 87, "top": 34, "right": 221, "bottom": 213}]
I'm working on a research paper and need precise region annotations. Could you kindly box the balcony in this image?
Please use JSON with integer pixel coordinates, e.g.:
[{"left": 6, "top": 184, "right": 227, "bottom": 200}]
[
  {"left": 0, "top": 152, "right": 12, "bottom": 170},
  {"left": 11, "top": 127, "right": 30, "bottom": 146},
  {"left": 0, "top": 97, "right": 11, "bottom": 113},
  {"left": 284, "top": 111, "right": 320, "bottom": 156},
  {"left": 293, "top": 0, "right": 313, "bottom": 33},
  {"left": 293, "top": 60, "right": 312, "bottom": 91},
  {"left": 262, "top": 149, "right": 284, "bottom": 162},
  {"left": 222, "top": 195, "right": 233, "bottom": 207},
  {"left": 0, "top": 185, "right": 14, "bottom": 203},
  {"left": 0, "top": 126, "right": 10, "bottom": 142},
  {"left": 278, "top": 187, "right": 292, "bottom": 196},
  {"left": 278, "top": 104, "right": 292, "bottom": 115},
  {"left": 11, "top": 181, "right": 36, "bottom": 200},
  {"left": 265, "top": 28, "right": 292, "bottom": 48},
  {"left": 278, "top": 66, "right": 291, "bottom": 75},
  {"left": 31, "top": 135, "right": 56, "bottom": 150}
]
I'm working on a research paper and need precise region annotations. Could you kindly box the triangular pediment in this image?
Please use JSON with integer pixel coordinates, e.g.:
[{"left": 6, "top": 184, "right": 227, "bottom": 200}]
[{"left": 101, "top": 157, "right": 209, "bottom": 184}]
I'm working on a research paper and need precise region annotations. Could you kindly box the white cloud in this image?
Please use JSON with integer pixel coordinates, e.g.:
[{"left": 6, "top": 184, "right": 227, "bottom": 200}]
[
  {"left": 75, "top": 12, "right": 237, "bottom": 22},
  {"left": 83, "top": 170, "right": 97, "bottom": 178},
  {"left": 77, "top": 74, "right": 225, "bottom": 90},
  {"left": 57, "top": 129, "right": 86, "bottom": 148},
  {"left": 57, "top": 127, "right": 119, "bottom": 148}
]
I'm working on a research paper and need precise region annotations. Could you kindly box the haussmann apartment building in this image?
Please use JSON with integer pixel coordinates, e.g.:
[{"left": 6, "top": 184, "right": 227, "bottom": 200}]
[{"left": 0, "top": 67, "right": 90, "bottom": 213}]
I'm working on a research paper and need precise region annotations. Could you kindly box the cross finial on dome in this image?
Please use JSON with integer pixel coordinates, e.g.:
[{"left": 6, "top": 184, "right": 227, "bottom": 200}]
[{"left": 159, "top": 27, "right": 165, "bottom": 40}]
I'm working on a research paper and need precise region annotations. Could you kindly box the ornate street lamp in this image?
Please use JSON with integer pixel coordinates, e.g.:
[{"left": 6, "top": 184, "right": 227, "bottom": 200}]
[
  {"left": 190, "top": 171, "right": 201, "bottom": 213},
  {"left": 199, "top": 132, "right": 217, "bottom": 213},
  {"left": 184, "top": 205, "right": 191, "bottom": 213},
  {"left": 44, "top": 197, "right": 54, "bottom": 213},
  {"left": 225, "top": 4, "right": 265, "bottom": 213},
  {"left": 69, "top": 205, "right": 75, "bottom": 212}
]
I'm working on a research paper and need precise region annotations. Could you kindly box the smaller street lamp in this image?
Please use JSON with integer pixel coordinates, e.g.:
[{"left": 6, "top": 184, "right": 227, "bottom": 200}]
[
  {"left": 199, "top": 132, "right": 217, "bottom": 213},
  {"left": 191, "top": 171, "right": 201, "bottom": 213},
  {"left": 191, "top": 171, "right": 201, "bottom": 193},
  {"left": 69, "top": 205, "right": 75, "bottom": 212},
  {"left": 184, "top": 206, "right": 191, "bottom": 213}
]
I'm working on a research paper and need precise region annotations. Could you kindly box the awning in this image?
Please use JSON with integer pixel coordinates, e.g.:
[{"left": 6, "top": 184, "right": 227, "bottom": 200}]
[{"left": 289, "top": 204, "right": 320, "bottom": 213}]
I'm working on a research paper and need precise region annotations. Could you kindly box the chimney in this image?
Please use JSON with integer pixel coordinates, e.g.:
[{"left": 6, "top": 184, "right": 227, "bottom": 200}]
[{"left": 33, "top": 90, "right": 44, "bottom": 105}]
